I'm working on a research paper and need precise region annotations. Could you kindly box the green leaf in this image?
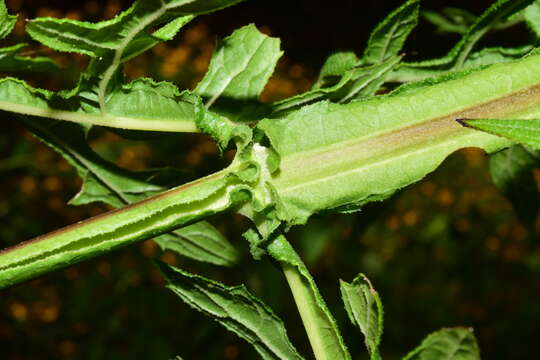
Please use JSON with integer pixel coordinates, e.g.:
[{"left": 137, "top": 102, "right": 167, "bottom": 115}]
[
  {"left": 315, "top": 52, "right": 359, "bottom": 87},
  {"left": 26, "top": 0, "right": 245, "bottom": 115},
  {"left": 336, "top": 55, "right": 401, "bottom": 103},
  {"left": 402, "top": 328, "right": 480, "bottom": 360},
  {"left": 195, "top": 24, "right": 282, "bottom": 109},
  {"left": 0, "top": 44, "right": 58, "bottom": 73},
  {"left": 196, "top": 108, "right": 252, "bottom": 152},
  {"left": 267, "top": 235, "right": 351, "bottom": 360},
  {"left": 121, "top": 15, "right": 194, "bottom": 63},
  {"left": 271, "top": 55, "right": 400, "bottom": 113},
  {"left": 459, "top": 118, "right": 540, "bottom": 150},
  {"left": 158, "top": 262, "right": 305, "bottom": 360},
  {"left": 489, "top": 145, "right": 540, "bottom": 224},
  {"left": 0, "top": 0, "right": 16, "bottom": 41},
  {"left": 0, "top": 77, "right": 201, "bottom": 132},
  {"left": 462, "top": 45, "right": 534, "bottom": 69},
  {"left": 260, "top": 53, "right": 540, "bottom": 225},
  {"left": 23, "top": 117, "right": 239, "bottom": 266},
  {"left": 274, "top": 0, "right": 419, "bottom": 112},
  {"left": 340, "top": 274, "right": 383, "bottom": 360},
  {"left": 524, "top": 1, "right": 540, "bottom": 37},
  {"left": 0, "top": 3, "right": 57, "bottom": 72},
  {"left": 394, "top": 0, "right": 535, "bottom": 82},
  {"left": 155, "top": 222, "right": 239, "bottom": 267},
  {"left": 362, "top": 0, "right": 420, "bottom": 65},
  {"left": 26, "top": 0, "right": 243, "bottom": 58},
  {"left": 421, "top": 7, "right": 477, "bottom": 35}
]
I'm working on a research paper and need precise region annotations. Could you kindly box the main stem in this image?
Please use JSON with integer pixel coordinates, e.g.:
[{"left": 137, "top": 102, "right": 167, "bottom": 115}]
[{"left": 0, "top": 169, "right": 236, "bottom": 289}]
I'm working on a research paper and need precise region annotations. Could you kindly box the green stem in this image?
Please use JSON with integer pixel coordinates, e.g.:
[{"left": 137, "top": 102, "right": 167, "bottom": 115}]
[
  {"left": 0, "top": 169, "right": 240, "bottom": 289},
  {"left": 281, "top": 262, "right": 333, "bottom": 360},
  {"left": 268, "top": 235, "right": 350, "bottom": 360}
]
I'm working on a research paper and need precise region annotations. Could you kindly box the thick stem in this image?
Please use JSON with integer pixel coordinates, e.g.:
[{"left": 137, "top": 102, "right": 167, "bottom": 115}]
[{"left": 0, "top": 169, "right": 238, "bottom": 289}]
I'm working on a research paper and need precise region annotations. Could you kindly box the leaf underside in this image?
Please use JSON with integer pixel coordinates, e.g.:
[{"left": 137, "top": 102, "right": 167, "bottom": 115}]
[{"left": 158, "top": 262, "right": 305, "bottom": 360}]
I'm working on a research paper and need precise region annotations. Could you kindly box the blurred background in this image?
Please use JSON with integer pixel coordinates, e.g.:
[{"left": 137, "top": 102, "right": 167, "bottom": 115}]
[{"left": 1, "top": 0, "right": 539, "bottom": 359}]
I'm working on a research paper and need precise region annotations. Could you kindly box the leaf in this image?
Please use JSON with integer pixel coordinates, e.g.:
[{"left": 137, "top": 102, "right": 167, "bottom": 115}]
[
  {"left": 340, "top": 274, "right": 383, "bottom": 360},
  {"left": 0, "top": 2, "right": 57, "bottom": 72},
  {"left": 421, "top": 7, "right": 477, "bottom": 35},
  {"left": 0, "top": 44, "right": 58, "bottom": 73},
  {"left": 196, "top": 108, "right": 252, "bottom": 152},
  {"left": 155, "top": 222, "right": 239, "bottom": 267},
  {"left": 336, "top": 56, "right": 401, "bottom": 103},
  {"left": 195, "top": 24, "right": 282, "bottom": 109},
  {"left": 259, "top": 52, "right": 540, "bottom": 225},
  {"left": 267, "top": 235, "right": 351, "bottom": 360},
  {"left": 315, "top": 52, "right": 359, "bottom": 88},
  {"left": 0, "top": 77, "right": 201, "bottom": 132},
  {"left": 489, "top": 145, "right": 540, "bottom": 224},
  {"left": 158, "top": 262, "right": 305, "bottom": 360},
  {"left": 402, "top": 328, "right": 480, "bottom": 360},
  {"left": 524, "top": 1, "right": 540, "bottom": 37},
  {"left": 362, "top": 0, "right": 420, "bottom": 65},
  {"left": 26, "top": 0, "right": 246, "bottom": 117},
  {"left": 121, "top": 15, "right": 194, "bottom": 63},
  {"left": 394, "top": 0, "right": 535, "bottom": 82},
  {"left": 271, "top": 56, "right": 400, "bottom": 113},
  {"left": 459, "top": 118, "right": 540, "bottom": 150},
  {"left": 0, "top": 0, "right": 16, "bottom": 41},
  {"left": 26, "top": 0, "right": 244, "bottom": 58},
  {"left": 273, "top": 0, "right": 419, "bottom": 112},
  {"left": 23, "top": 117, "right": 239, "bottom": 266},
  {"left": 462, "top": 45, "right": 534, "bottom": 69}
]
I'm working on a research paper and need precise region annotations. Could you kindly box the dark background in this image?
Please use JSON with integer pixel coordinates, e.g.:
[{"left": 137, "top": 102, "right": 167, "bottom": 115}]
[{"left": 1, "top": 0, "right": 539, "bottom": 359}]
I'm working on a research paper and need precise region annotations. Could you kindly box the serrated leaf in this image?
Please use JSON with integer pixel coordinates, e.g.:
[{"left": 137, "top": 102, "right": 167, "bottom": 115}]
[
  {"left": 158, "top": 262, "right": 305, "bottom": 360},
  {"left": 489, "top": 145, "right": 540, "bottom": 224},
  {"left": 26, "top": 0, "right": 243, "bottom": 58},
  {"left": 26, "top": 0, "right": 245, "bottom": 118},
  {"left": 0, "top": 0, "right": 16, "bottom": 41},
  {"left": 402, "top": 328, "right": 480, "bottom": 360},
  {"left": 362, "top": 0, "right": 420, "bottom": 65},
  {"left": 340, "top": 274, "right": 383, "bottom": 360},
  {"left": 23, "top": 117, "right": 239, "bottom": 266},
  {"left": 394, "top": 0, "right": 535, "bottom": 82},
  {"left": 460, "top": 118, "right": 540, "bottom": 150},
  {"left": 267, "top": 235, "right": 351, "bottom": 360},
  {"left": 195, "top": 24, "right": 282, "bottom": 112}
]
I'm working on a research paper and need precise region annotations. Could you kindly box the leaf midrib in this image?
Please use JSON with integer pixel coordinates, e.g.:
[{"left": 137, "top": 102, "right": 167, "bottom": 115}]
[{"left": 273, "top": 82, "right": 540, "bottom": 192}]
